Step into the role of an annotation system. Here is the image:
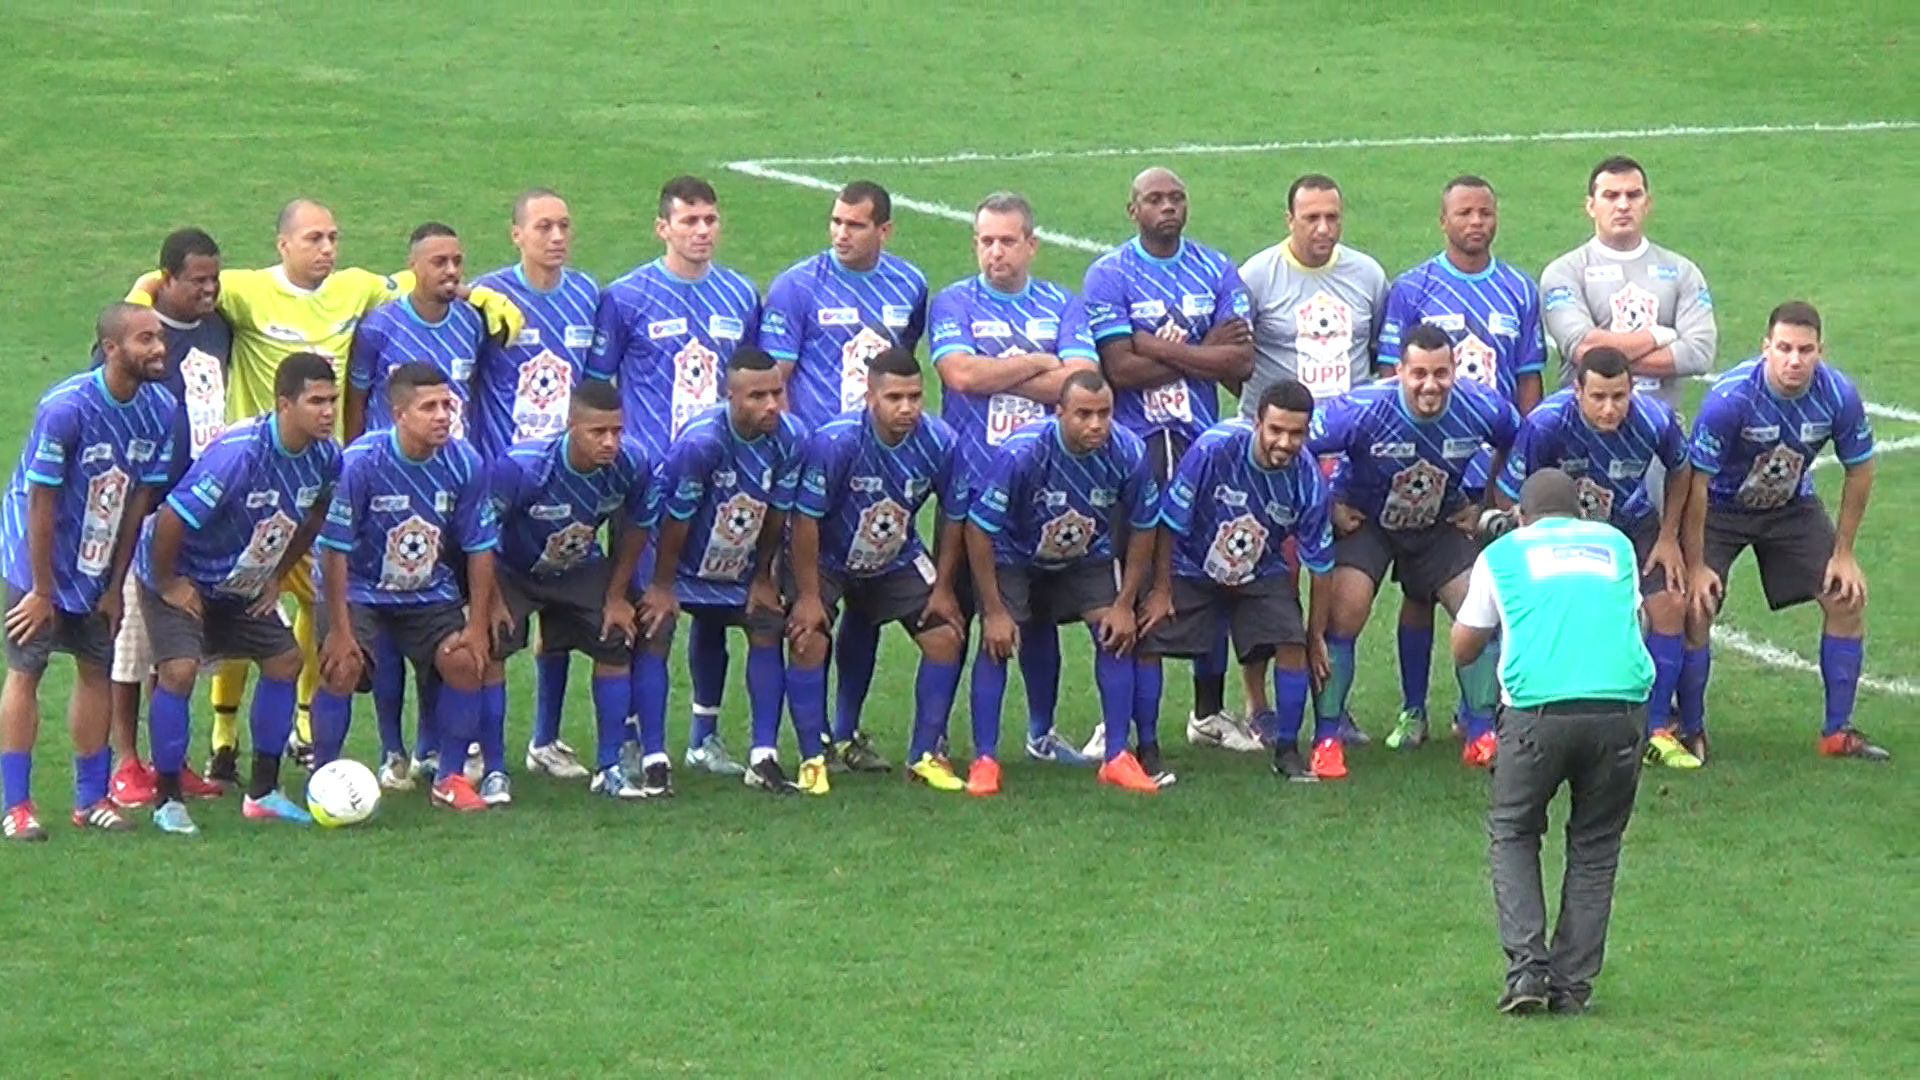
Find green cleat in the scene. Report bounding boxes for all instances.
[1385,708,1429,751]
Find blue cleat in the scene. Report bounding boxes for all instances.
[152,799,199,836]
[1336,714,1372,747]
[243,790,314,824]
[1247,708,1280,749]
[1025,730,1095,766]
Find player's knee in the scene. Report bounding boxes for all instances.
[435,650,481,692]
[155,657,200,694]
[1272,643,1306,670]
[591,660,627,680]
[259,647,302,683]
[1819,591,1866,631]
[918,625,963,666]
[72,659,110,690]
[792,630,828,669]
[1643,590,1685,635]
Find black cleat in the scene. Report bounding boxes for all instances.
[1548,988,1591,1016]
[1136,742,1177,788]
[1272,746,1318,783]
[1680,729,1710,767]
[1497,972,1550,1015]
[639,761,675,799]
[745,757,800,795]
[205,746,240,785]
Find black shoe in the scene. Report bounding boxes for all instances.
[1681,729,1710,766]
[1497,973,1550,1015]
[745,757,799,795]
[639,761,675,799]
[1137,742,1177,788]
[205,746,240,785]
[1548,988,1591,1015]
[1272,746,1318,783]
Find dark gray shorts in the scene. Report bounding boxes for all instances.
[1139,573,1304,662]
[1703,497,1836,611]
[1336,518,1476,603]
[680,602,785,642]
[788,562,940,634]
[316,599,469,672]
[2,582,112,675]
[495,562,631,665]
[139,581,299,665]
[1622,514,1666,597]
[994,560,1120,626]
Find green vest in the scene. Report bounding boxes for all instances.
[1480,516,1654,708]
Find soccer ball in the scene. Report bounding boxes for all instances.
[307,759,381,827]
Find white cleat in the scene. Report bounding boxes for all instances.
[377,751,415,792]
[684,733,748,777]
[526,740,591,780]
[463,743,485,784]
[1187,711,1264,753]
[1080,723,1106,761]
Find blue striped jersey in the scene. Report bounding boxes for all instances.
[1690,358,1873,511]
[759,250,928,427]
[469,265,600,459]
[1161,419,1335,583]
[1378,255,1546,406]
[1307,380,1520,531]
[348,297,486,439]
[660,406,806,606]
[1081,237,1251,444]
[1,370,177,613]
[1496,389,1685,528]
[488,432,659,579]
[968,418,1159,569]
[136,415,340,598]
[586,259,760,459]
[317,430,497,606]
[795,409,964,579]
[90,311,233,494]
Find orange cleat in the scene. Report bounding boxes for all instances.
[1462,731,1498,769]
[1310,737,1348,779]
[966,756,1002,796]
[1097,751,1160,793]
[431,774,489,812]
[110,758,156,809]
[179,766,225,800]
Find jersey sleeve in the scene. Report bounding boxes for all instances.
[661,435,714,521]
[1376,277,1419,366]
[22,397,81,487]
[1538,255,1596,366]
[966,443,1023,535]
[484,455,524,522]
[1121,440,1162,532]
[318,454,364,553]
[1056,293,1099,362]
[933,431,967,521]
[1652,406,1688,470]
[141,400,179,486]
[901,280,929,354]
[1687,391,1739,475]
[347,319,383,391]
[624,448,662,530]
[1158,438,1209,536]
[1305,394,1355,458]
[1496,414,1545,501]
[162,438,241,528]
[1669,261,1718,378]
[1294,466,1336,574]
[1514,275,1548,376]
[345,267,408,315]
[1455,553,1501,630]
[1832,379,1876,466]
[758,273,806,363]
[1210,260,1253,325]
[1487,396,1522,453]
[452,453,499,554]
[1080,260,1131,343]
[927,288,975,362]
[770,440,804,512]
[794,429,844,519]
[584,289,627,383]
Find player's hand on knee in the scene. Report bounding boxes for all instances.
[1687,567,1723,623]
[1096,605,1137,655]
[981,610,1020,662]
[1823,553,1868,610]
[246,580,283,619]
[1138,586,1174,636]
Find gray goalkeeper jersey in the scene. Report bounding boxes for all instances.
[1238,241,1388,418]
[1539,236,1717,411]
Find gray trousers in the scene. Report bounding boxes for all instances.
[1487,701,1645,995]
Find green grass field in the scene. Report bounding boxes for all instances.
[1,3,1915,1076]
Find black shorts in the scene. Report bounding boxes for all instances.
[789,563,941,635]
[1,582,112,675]
[494,563,631,666]
[1144,429,1192,487]
[139,581,299,665]
[1703,497,1836,611]
[993,561,1120,626]
[1335,519,1477,603]
[1623,514,1666,597]
[1140,573,1304,662]
[680,602,786,642]
[316,599,468,673]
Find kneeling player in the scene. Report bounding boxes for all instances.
[639,347,806,794]
[1139,381,1335,782]
[137,353,342,831]
[1684,302,1884,760]
[786,348,967,795]
[967,371,1161,792]
[486,381,657,799]
[311,363,501,811]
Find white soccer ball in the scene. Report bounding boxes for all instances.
[307,759,382,827]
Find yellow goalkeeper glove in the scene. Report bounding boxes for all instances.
[466,284,525,348]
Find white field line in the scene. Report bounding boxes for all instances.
[1714,627,1920,698]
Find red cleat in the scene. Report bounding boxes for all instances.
[110,758,157,809]
[432,774,488,812]
[965,756,1002,796]
[3,802,47,842]
[179,766,226,799]
[1310,737,1348,779]
[1097,751,1160,793]
[1462,731,1498,769]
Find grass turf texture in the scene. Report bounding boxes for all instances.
[0,2,1914,1076]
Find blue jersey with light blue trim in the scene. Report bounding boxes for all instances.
[1689,358,1873,511]
[137,415,340,598]
[1081,237,1251,444]
[1161,420,1334,583]
[759,251,928,427]
[1,371,177,613]
[318,431,497,606]
[488,433,659,579]
[1496,389,1685,528]
[1378,255,1545,407]
[586,259,760,459]
[795,410,964,579]
[660,407,806,605]
[968,418,1159,569]
[469,265,600,459]
[348,297,486,440]
[1307,380,1520,530]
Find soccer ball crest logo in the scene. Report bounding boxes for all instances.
[839,327,891,408]
[1608,283,1660,334]
[384,515,440,579]
[673,339,719,399]
[87,467,129,518]
[248,510,297,563]
[1737,445,1805,509]
[715,493,765,546]
[1036,508,1096,562]
[517,350,573,410]
[1383,459,1447,530]
[182,350,222,397]
[1574,478,1614,521]
[1205,513,1269,585]
[1455,333,1498,389]
[851,498,910,571]
[538,522,598,572]
[1293,290,1354,360]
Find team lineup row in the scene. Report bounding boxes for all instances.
[0,156,1886,839]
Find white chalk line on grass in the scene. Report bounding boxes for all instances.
[1714,628,1920,698]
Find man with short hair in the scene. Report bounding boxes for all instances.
[967,371,1162,793]
[1684,301,1884,761]
[929,190,1101,765]
[761,181,929,773]
[137,352,343,832]
[787,347,967,795]
[1,304,177,840]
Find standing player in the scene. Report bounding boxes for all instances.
[1139,381,1336,782]
[787,348,967,795]
[589,175,761,778]
[928,191,1101,764]
[485,381,657,799]
[1376,175,1547,751]
[638,347,805,794]
[760,181,929,772]
[1082,166,1256,757]
[967,372,1162,792]
[310,363,501,811]
[1,304,176,840]
[472,189,602,781]
[1683,302,1884,761]
[136,353,342,832]
[1304,325,1519,777]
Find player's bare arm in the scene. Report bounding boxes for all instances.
[602,523,647,642]
[100,487,154,637]
[1096,335,1185,390]
[639,517,688,639]
[934,350,1061,396]
[1828,458,1873,606]
[1649,461,1692,594]
[787,513,829,642]
[317,548,362,688]
[4,485,60,645]
[1306,571,1333,689]
[460,549,503,665]
[747,509,785,618]
[1099,524,1155,654]
[1682,470,1720,620]
[1516,372,1544,415]
[1128,318,1255,381]
[146,505,204,620]
[965,522,1017,661]
[1138,525,1175,635]
[921,516,965,631]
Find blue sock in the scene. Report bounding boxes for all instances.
[688,617,728,745]
[590,673,630,771]
[533,652,569,747]
[1133,657,1164,750]
[149,685,192,775]
[1274,665,1311,748]
[1017,623,1061,741]
[479,681,508,774]
[2,751,31,811]
[628,651,669,759]
[909,659,962,762]
[832,610,880,742]
[1095,647,1136,761]
[436,686,481,777]
[1678,644,1711,736]
[75,748,111,809]
[309,688,353,767]
[1645,633,1685,736]
[1397,624,1433,715]
[970,653,1008,761]
[414,667,441,761]
[1819,635,1864,736]
[249,676,297,766]
[371,632,407,756]
[787,665,829,761]
[745,643,785,753]
[1312,633,1358,741]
